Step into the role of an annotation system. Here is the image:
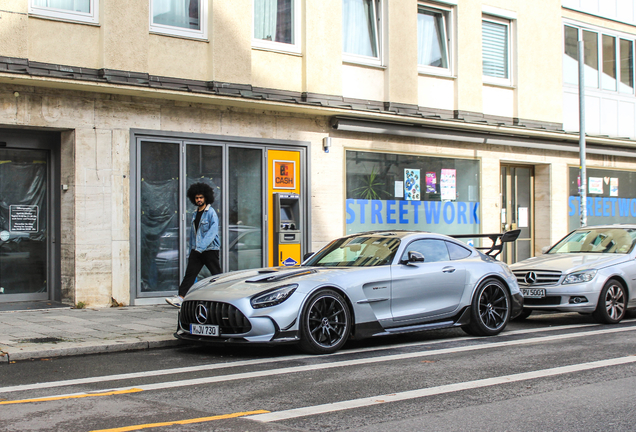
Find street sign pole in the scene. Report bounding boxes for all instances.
[578,39,587,228]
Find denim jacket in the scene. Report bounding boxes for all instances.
[189,204,220,253]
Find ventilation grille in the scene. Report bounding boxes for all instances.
[180,301,251,335]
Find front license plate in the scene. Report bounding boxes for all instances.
[521,288,546,298]
[190,324,220,336]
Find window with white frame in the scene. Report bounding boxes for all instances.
[253,0,301,53]
[482,16,511,84]
[150,0,207,40]
[29,0,98,24]
[342,0,382,65]
[417,3,451,74]
[563,24,635,95]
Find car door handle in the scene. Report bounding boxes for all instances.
[442,266,456,273]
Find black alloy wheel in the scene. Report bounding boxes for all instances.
[593,279,627,324]
[463,278,510,336]
[299,289,351,354]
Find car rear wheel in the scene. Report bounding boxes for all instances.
[593,279,626,324]
[299,289,351,354]
[462,278,510,336]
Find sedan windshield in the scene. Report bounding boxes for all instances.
[549,227,636,254]
[304,236,401,267]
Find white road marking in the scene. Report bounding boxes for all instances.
[0,320,605,394]
[3,324,636,401]
[246,355,636,423]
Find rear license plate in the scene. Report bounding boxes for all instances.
[190,324,219,336]
[521,288,546,298]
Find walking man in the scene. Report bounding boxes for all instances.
[165,182,221,308]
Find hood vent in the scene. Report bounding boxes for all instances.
[246,268,317,283]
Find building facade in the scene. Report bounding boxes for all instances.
[1,0,636,307]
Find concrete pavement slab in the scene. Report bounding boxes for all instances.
[0,305,183,362]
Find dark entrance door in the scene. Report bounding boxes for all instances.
[500,165,534,264]
[0,131,59,303]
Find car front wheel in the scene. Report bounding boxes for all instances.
[463,278,510,336]
[593,279,626,324]
[299,289,351,354]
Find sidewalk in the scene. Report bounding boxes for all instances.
[0,304,183,363]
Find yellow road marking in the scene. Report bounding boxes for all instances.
[90,410,270,432]
[0,388,144,405]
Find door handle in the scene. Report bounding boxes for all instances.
[442,266,456,273]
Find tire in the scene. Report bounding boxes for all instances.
[513,308,533,321]
[593,279,627,324]
[299,289,351,354]
[462,278,511,336]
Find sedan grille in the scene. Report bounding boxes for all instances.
[180,300,252,334]
[513,270,562,287]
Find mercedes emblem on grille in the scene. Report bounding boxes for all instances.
[195,304,208,324]
[524,271,537,285]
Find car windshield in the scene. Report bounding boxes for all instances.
[549,227,636,254]
[304,236,401,267]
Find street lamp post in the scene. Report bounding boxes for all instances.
[578,38,587,228]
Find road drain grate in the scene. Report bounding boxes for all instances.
[19,337,66,344]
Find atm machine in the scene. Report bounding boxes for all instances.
[273,192,303,266]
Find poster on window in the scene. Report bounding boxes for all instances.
[440,169,457,200]
[404,169,420,200]
[425,172,437,193]
[610,178,619,197]
[588,177,603,194]
[9,205,39,232]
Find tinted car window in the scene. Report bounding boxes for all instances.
[401,239,450,263]
[446,241,472,260]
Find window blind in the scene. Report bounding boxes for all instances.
[482,20,508,78]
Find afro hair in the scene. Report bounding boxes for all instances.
[187,182,215,206]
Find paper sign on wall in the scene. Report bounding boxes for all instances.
[588,177,603,194]
[425,172,437,193]
[610,178,619,197]
[404,169,420,200]
[440,169,457,200]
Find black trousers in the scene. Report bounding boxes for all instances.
[178,249,221,297]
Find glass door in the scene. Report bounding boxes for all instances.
[500,165,534,264]
[0,148,49,300]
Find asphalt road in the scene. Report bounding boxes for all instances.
[2,312,636,432]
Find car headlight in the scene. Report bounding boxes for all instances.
[563,270,597,285]
[251,284,298,309]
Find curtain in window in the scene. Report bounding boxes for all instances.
[482,20,508,78]
[417,10,447,68]
[254,0,293,44]
[342,0,378,58]
[152,0,200,30]
[33,0,90,12]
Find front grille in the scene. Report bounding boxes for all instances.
[180,300,252,335]
[523,296,562,306]
[514,270,562,286]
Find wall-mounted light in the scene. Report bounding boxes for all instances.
[322,136,332,153]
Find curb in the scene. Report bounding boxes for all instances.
[0,338,184,363]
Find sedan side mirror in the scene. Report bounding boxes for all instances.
[399,251,425,265]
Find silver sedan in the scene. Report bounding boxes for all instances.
[176,231,523,354]
[510,225,636,323]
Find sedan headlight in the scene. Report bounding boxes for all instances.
[563,270,597,285]
[251,284,298,309]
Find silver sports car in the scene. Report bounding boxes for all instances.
[510,225,636,323]
[176,231,523,354]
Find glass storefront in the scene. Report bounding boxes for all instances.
[136,137,270,298]
[346,150,481,236]
[568,166,636,230]
[0,148,49,299]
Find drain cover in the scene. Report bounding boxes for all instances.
[20,337,65,344]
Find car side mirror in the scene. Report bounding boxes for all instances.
[400,251,425,265]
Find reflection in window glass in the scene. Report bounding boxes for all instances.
[482,19,509,79]
[254,0,294,44]
[602,35,617,90]
[417,8,448,69]
[563,26,579,85]
[583,30,599,88]
[32,0,90,12]
[140,142,180,292]
[342,0,379,58]
[620,38,634,93]
[152,0,200,30]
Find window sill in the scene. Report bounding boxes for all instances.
[418,69,456,80]
[149,30,208,42]
[251,43,302,57]
[28,13,99,26]
[482,79,515,90]
[342,60,386,70]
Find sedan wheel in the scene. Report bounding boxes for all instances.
[299,289,351,354]
[593,279,626,324]
[463,278,510,336]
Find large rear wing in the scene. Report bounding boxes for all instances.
[451,229,521,258]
